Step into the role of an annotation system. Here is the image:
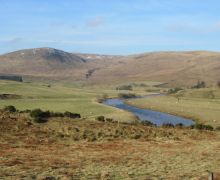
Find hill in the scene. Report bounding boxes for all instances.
[0,48,220,86]
[0,48,87,80]
[87,51,220,86]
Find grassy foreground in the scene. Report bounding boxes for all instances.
[127,88,220,127]
[0,110,220,179]
[0,80,137,123]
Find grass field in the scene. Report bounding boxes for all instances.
[1,81,220,179]
[127,88,220,127]
[0,80,139,123]
[0,109,220,179]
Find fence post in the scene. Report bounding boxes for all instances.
[208,171,214,180]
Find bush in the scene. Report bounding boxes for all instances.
[167,87,183,94]
[64,111,81,118]
[30,109,81,123]
[50,112,64,117]
[192,81,206,89]
[215,126,220,131]
[30,109,50,123]
[162,123,175,128]
[191,123,214,131]
[106,118,113,122]
[96,116,105,122]
[118,93,137,99]
[3,105,17,112]
[175,123,184,128]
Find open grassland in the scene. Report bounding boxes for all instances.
[0,110,220,179]
[127,88,220,127]
[0,80,139,123]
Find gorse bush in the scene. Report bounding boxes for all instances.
[118,93,137,99]
[96,116,105,122]
[191,123,214,131]
[30,109,81,123]
[3,105,17,112]
[192,80,206,89]
[64,111,81,118]
[167,87,183,94]
[30,109,50,123]
[162,123,175,128]
[175,123,184,128]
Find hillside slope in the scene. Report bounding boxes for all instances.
[0,48,87,80]
[0,48,220,85]
[87,51,220,86]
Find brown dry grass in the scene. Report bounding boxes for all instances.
[0,110,220,179]
[1,49,220,86]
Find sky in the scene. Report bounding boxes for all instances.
[0,0,220,55]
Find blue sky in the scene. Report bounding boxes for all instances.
[0,0,220,55]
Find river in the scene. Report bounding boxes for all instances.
[103,95,195,126]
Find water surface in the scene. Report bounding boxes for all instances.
[103,96,195,126]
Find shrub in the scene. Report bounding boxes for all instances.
[175,123,184,128]
[50,112,64,117]
[106,118,113,122]
[30,109,81,123]
[162,123,175,128]
[64,111,81,118]
[30,109,50,123]
[192,81,206,89]
[215,126,220,131]
[118,93,137,99]
[3,105,17,112]
[167,87,183,94]
[191,123,214,131]
[96,116,105,122]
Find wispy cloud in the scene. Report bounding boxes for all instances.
[86,16,105,28]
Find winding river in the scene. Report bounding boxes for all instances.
[103,94,195,127]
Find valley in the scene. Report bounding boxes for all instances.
[0,48,220,179]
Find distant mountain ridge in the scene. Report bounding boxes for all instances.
[0,47,219,86]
